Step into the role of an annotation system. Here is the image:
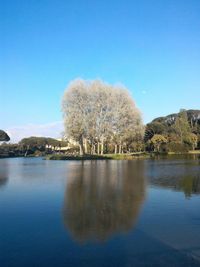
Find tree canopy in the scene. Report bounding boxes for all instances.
[0,130,10,142]
[145,109,200,152]
[62,79,143,155]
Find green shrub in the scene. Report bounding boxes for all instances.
[166,142,190,153]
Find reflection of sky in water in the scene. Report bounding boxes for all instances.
[0,157,200,266]
[140,187,200,262]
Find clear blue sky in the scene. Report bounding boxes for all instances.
[1,0,200,138]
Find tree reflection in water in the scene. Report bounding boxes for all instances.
[0,161,8,188]
[63,161,145,243]
[148,158,200,198]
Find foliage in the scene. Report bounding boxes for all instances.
[150,134,167,152]
[187,133,198,150]
[145,109,200,152]
[0,143,22,157]
[19,136,65,148]
[173,110,191,144]
[0,130,10,142]
[166,142,190,153]
[1,102,200,157]
[62,79,143,155]
[144,122,166,141]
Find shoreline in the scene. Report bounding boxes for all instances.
[45,153,150,161]
[45,151,200,160]
[0,150,200,160]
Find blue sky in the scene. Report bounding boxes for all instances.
[1,0,200,141]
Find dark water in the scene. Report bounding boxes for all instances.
[0,156,200,267]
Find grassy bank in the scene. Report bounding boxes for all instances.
[1,151,199,160]
[189,150,200,154]
[46,152,150,160]
[167,150,200,155]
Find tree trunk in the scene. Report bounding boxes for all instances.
[97,142,100,154]
[25,145,30,157]
[101,140,104,155]
[79,145,83,155]
[79,137,85,156]
[157,144,160,152]
[84,138,87,154]
[192,143,195,150]
[180,132,183,144]
[92,144,96,154]
[119,144,122,154]
[90,144,93,154]
[114,144,117,154]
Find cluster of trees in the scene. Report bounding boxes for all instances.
[1,80,200,157]
[62,79,200,155]
[62,79,144,155]
[0,137,68,157]
[145,109,200,152]
[19,137,69,156]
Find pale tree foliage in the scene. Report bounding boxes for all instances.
[62,79,143,155]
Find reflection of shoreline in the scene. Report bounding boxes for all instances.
[148,159,200,198]
[63,161,146,243]
[0,160,9,188]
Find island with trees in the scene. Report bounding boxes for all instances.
[0,79,200,159]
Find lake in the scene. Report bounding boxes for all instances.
[0,156,200,267]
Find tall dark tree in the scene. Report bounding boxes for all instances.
[0,130,10,142]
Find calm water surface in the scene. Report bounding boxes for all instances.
[0,156,200,267]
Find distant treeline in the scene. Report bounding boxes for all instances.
[1,109,200,157]
[0,137,68,158]
[1,79,200,157]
